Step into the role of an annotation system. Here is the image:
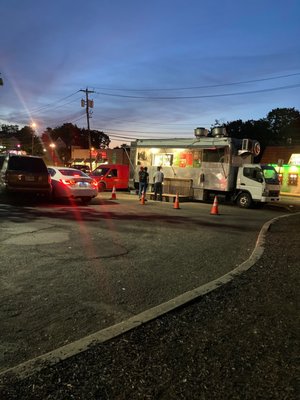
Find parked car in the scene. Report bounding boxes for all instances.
[90,164,129,191]
[0,154,52,199]
[0,154,5,170]
[71,164,91,174]
[48,166,98,204]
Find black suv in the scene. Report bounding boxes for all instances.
[0,154,52,198]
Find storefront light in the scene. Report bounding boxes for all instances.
[289,154,300,165]
[289,165,298,173]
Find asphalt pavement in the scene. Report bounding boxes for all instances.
[0,198,299,400]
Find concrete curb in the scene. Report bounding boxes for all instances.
[1,213,297,380]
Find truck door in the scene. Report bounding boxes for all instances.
[105,168,118,189]
[238,166,264,200]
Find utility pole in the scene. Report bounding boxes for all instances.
[31,122,37,155]
[80,88,94,171]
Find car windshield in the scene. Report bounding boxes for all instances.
[8,156,47,172]
[261,165,280,184]
[91,168,109,176]
[58,169,87,177]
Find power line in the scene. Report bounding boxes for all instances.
[102,127,192,135]
[96,115,209,126]
[4,92,82,120]
[107,132,193,142]
[35,96,82,115]
[25,91,81,114]
[95,83,300,100]
[44,111,86,127]
[91,72,300,92]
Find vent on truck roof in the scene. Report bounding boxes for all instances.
[242,138,251,151]
[211,126,227,137]
[194,127,208,138]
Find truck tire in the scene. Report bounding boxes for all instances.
[237,192,252,208]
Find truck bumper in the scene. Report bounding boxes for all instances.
[260,196,280,203]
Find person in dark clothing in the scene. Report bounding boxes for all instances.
[140,167,149,198]
[138,166,144,198]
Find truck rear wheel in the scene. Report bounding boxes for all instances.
[237,192,252,208]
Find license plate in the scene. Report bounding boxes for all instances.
[25,176,35,181]
[78,182,89,187]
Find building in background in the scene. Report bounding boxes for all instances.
[70,147,130,170]
[260,145,300,195]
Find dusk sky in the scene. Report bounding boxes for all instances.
[1,0,300,147]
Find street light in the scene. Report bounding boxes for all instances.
[31,122,36,155]
[49,143,56,164]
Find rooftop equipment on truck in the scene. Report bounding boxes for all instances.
[129,126,280,208]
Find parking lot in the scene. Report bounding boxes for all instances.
[0,192,293,372]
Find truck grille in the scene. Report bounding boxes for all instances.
[269,190,280,197]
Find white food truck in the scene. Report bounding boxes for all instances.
[129,127,280,208]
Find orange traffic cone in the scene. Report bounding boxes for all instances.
[210,196,219,215]
[140,191,146,205]
[110,185,117,200]
[173,193,180,209]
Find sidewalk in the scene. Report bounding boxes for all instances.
[0,213,299,400]
[280,192,300,197]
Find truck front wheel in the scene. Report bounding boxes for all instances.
[237,192,252,208]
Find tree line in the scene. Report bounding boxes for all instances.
[0,108,299,161]
[0,123,110,160]
[224,107,300,149]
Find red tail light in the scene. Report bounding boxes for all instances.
[91,179,98,188]
[60,179,76,186]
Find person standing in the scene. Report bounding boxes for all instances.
[153,166,164,201]
[138,166,144,198]
[140,166,149,198]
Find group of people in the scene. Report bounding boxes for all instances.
[138,166,164,201]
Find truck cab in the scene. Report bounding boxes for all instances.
[235,164,280,208]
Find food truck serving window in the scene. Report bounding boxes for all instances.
[153,153,173,166]
[203,148,225,162]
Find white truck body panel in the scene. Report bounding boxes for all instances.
[129,136,280,205]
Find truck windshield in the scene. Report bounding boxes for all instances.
[261,166,280,184]
[92,168,110,176]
